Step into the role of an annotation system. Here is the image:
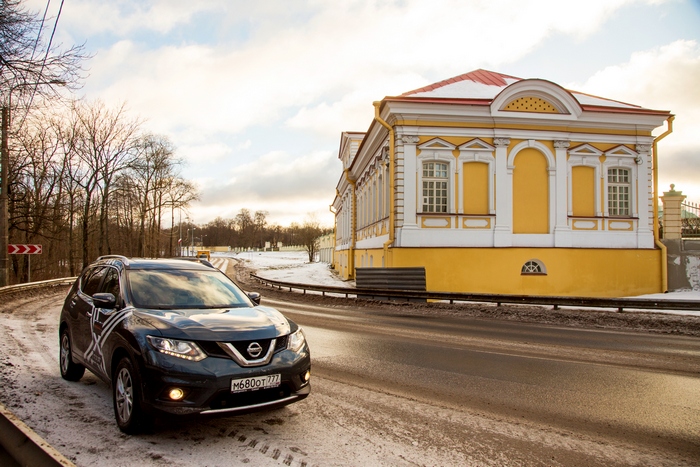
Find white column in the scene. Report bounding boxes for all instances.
[636,143,654,247]
[493,137,511,246]
[401,135,419,229]
[553,140,572,247]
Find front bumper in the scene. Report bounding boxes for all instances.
[140,346,311,416]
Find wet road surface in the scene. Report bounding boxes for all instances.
[268,297,700,461]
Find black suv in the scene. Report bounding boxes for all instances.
[59,255,311,433]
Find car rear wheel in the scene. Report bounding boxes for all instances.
[113,357,148,434]
[59,328,85,381]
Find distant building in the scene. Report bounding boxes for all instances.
[331,70,673,297]
[317,232,335,264]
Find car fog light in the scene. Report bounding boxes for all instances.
[301,369,311,383]
[169,388,185,400]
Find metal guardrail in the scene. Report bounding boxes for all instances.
[0,403,76,467]
[0,277,76,296]
[250,273,700,312]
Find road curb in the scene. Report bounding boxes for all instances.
[0,402,76,467]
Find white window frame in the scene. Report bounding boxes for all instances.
[417,139,455,215]
[602,146,638,218]
[607,167,632,217]
[421,160,450,213]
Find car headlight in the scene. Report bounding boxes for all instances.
[287,328,306,353]
[147,336,207,362]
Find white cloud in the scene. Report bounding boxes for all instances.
[569,39,700,201]
[28,0,696,223]
[53,0,223,36]
[75,0,667,146]
[191,149,341,224]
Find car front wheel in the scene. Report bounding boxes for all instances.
[59,328,85,381]
[113,357,148,434]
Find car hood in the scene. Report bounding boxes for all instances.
[134,305,292,341]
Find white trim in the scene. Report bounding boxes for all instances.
[567,155,602,217]
[417,138,456,214]
[491,79,583,120]
[603,155,638,218]
[457,139,495,215]
[508,140,556,234]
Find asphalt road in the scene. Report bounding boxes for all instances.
[268,296,700,463]
[0,285,698,466]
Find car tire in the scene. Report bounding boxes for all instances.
[59,328,85,381]
[113,357,148,434]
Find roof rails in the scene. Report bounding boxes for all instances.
[97,255,130,265]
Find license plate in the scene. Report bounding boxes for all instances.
[231,374,281,393]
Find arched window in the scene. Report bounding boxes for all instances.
[521,259,546,275]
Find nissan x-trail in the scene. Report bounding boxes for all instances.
[59,255,311,433]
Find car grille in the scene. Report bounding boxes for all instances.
[197,335,289,360]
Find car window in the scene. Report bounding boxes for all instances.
[127,269,251,309]
[101,267,121,299]
[81,267,107,297]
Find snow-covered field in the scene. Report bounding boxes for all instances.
[221,250,700,317]
[225,250,353,288]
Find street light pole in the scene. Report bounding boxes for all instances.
[0,106,9,286]
[0,80,66,286]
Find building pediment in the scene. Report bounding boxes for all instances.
[491,79,582,120]
[418,138,456,151]
[569,143,603,157]
[458,139,495,152]
[605,145,637,158]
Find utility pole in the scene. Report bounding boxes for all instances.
[0,106,9,287]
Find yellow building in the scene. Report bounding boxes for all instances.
[331,70,673,297]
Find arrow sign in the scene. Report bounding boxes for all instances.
[8,244,42,255]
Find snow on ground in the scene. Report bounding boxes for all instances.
[224,250,353,288]
[218,250,700,317]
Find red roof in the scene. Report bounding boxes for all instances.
[401,69,521,96]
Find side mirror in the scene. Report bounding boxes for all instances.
[247,292,261,306]
[92,292,117,309]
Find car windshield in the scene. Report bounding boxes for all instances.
[127,269,251,309]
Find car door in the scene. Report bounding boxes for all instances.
[85,266,122,377]
[70,266,108,360]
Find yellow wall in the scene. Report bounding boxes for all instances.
[512,148,549,233]
[572,166,596,216]
[335,246,662,297]
[463,162,489,214]
[391,247,663,297]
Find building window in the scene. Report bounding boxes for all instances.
[521,259,546,275]
[608,168,630,216]
[422,162,448,213]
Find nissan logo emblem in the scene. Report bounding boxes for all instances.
[247,342,263,358]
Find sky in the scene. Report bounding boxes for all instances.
[26,0,700,227]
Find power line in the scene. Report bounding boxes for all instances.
[16,0,64,130]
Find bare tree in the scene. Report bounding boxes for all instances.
[1,0,87,102]
[128,134,196,257]
[235,209,255,249]
[68,99,141,266]
[299,214,323,262]
[165,178,197,256]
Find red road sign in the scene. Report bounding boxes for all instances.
[8,244,42,254]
